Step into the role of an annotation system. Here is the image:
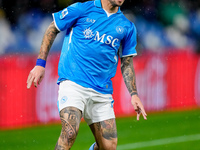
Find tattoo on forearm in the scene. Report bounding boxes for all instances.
[100,119,117,140]
[38,21,59,60]
[55,107,82,149]
[121,56,138,96]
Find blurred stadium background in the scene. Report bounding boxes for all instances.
[0,0,200,149]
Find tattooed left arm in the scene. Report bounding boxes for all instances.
[121,56,147,120]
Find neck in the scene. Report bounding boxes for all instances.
[101,0,119,13]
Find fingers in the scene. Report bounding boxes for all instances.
[140,106,147,120]
[137,113,141,121]
[38,75,44,85]
[136,109,147,121]
[27,73,35,89]
[27,73,40,88]
[33,76,39,87]
[141,110,147,120]
[27,66,45,89]
[27,72,32,84]
[137,107,147,121]
[133,103,147,121]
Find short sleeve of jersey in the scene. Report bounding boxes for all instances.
[52,2,82,31]
[121,23,137,57]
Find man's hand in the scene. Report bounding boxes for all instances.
[131,95,147,121]
[27,66,45,89]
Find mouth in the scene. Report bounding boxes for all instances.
[117,0,123,4]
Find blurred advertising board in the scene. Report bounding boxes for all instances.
[0,51,199,128]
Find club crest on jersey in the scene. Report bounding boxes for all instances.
[116,26,124,34]
[60,8,68,19]
[83,27,94,39]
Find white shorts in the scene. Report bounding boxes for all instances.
[57,80,115,125]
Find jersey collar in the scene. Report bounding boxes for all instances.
[94,0,121,14]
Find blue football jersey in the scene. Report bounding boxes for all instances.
[53,0,137,94]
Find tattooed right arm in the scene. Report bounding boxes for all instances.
[38,21,60,60]
[26,22,59,89]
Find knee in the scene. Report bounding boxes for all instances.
[97,138,117,150]
[108,139,117,150]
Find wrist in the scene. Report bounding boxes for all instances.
[36,59,46,68]
[131,92,138,97]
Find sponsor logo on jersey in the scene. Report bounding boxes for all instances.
[83,28,120,47]
[94,31,119,47]
[83,27,94,39]
[60,8,68,19]
[86,18,96,23]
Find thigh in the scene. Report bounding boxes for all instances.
[89,118,117,150]
[83,93,115,125]
[57,80,88,113]
[59,107,82,147]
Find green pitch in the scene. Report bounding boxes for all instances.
[0,109,200,150]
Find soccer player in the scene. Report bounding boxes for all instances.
[27,0,147,149]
